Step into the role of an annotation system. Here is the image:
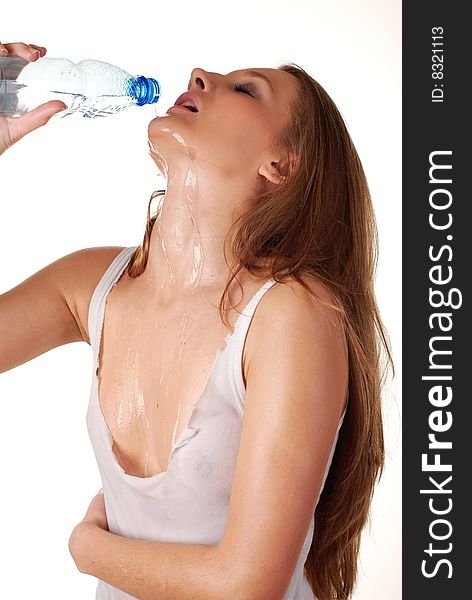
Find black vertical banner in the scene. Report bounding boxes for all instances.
[403,1,470,598]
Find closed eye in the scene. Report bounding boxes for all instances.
[234,83,254,97]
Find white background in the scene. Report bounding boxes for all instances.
[0,1,401,598]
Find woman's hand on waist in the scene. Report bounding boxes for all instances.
[68,488,109,573]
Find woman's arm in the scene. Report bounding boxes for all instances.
[0,251,84,373]
[70,276,348,600]
[0,246,126,373]
[70,520,225,600]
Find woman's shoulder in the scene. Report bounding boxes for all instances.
[242,272,347,382]
[242,270,348,415]
[262,271,343,329]
[63,246,128,345]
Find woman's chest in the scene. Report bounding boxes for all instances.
[96,294,235,478]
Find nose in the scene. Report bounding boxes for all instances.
[188,68,212,92]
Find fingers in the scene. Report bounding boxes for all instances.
[0,42,47,61]
[12,100,68,142]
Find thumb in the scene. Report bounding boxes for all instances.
[14,100,68,142]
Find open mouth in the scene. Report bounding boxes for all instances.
[178,102,198,113]
[173,93,200,113]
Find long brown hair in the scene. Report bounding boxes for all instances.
[126,63,394,600]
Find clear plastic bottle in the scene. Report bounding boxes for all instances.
[0,55,161,118]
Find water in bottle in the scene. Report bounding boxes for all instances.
[0,55,161,118]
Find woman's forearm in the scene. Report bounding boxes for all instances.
[70,522,231,600]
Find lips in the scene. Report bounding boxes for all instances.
[173,92,199,112]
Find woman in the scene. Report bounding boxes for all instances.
[0,42,393,600]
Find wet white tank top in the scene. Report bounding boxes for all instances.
[86,246,346,600]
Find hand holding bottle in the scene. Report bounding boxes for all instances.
[0,42,67,156]
[1,47,160,121]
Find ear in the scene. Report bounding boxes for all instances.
[258,151,298,185]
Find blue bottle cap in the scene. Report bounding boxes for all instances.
[128,76,161,106]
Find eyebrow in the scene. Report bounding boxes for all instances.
[242,70,274,92]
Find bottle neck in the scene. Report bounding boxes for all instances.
[128,76,160,105]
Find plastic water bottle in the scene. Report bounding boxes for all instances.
[0,55,161,118]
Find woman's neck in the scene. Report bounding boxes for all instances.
[141,161,254,300]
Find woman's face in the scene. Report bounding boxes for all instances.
[148,66,299,180]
